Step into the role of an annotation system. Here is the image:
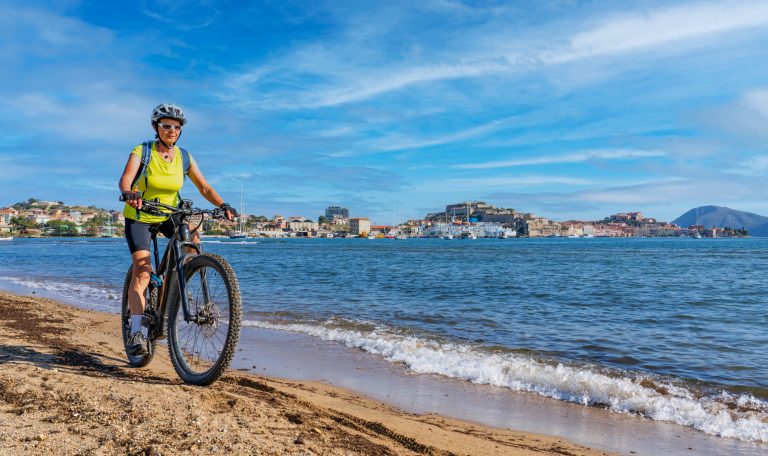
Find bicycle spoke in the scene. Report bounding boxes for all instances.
[173,264,231,374]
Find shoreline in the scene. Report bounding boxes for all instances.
[0,290,611,455]
[0,284,765,455]
[232,325,765,456]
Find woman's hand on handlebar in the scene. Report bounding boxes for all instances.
[121,191,142,210]
[219,202,237,221]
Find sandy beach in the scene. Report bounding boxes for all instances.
[0,290,612,456]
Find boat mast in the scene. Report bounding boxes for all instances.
[240,177,244,233]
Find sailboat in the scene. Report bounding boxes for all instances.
[229,178,247,239]
[692,207,702,239]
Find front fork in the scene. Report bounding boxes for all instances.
[172,223,207,323]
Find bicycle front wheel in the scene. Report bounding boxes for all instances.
[167,253,242,386]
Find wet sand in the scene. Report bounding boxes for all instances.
[231,327,766,456]
[0,291,610,455]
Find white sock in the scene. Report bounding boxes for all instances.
[131,315,143,335]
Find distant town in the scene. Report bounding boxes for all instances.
[0,199,750,239]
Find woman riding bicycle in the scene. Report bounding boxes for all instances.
[118,103,235,357]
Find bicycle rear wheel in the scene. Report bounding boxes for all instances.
[121,265,157,367]
[167,253,242,386]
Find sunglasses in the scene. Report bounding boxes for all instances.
[158,122,182,131]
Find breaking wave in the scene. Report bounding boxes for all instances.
[243,318,768,443]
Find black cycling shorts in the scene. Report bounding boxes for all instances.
[125,218,176,254]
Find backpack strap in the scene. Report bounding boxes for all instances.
[130,141,153,191]
[179,147,191,179]
[176,147,192,207]
[130,141,153,221]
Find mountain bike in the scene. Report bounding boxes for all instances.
[119,197,242,386]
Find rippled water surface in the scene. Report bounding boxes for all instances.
[2,237,767,442]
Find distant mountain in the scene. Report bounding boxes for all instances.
[672,206,768,237]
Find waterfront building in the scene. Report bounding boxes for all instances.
[325,206,349,220]
[525,216,561,237]
[349,218,371,236]
[287,218,319,233]
[272,215,287,229]
[33,214,51,224]
[370,225,390,236]
[426,201,521,227]
[330,215,349,225]
[560,221,586,237]
[593,223,634,237]
[444,201,495,219]
[0,208,19,224]
[635,226,677,237]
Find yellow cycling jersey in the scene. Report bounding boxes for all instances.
[122,142,195,224]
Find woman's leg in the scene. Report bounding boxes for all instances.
[129,250,152,317]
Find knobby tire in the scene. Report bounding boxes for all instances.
[166,253,242,386]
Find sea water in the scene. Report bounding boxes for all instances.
[1,237,767,443]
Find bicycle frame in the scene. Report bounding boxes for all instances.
[149,213,206,327]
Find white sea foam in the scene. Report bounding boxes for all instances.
[243,319,768,443]
[0,275,120,311]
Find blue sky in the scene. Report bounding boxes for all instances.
[2,0,768,224]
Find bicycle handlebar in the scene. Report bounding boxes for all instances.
[119,195,229,220]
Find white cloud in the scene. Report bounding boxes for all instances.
[488,175,766,220]
[224,58,514,110]
[221,1,768,110]
[455,149,666,169]
[307,61,512,108]
[364,117,514,153]
[418,174,594,192]
[544,176,755,206]
[741,88,768,117]
[548,1,768,63]
[8,92,150,142]
[315,126,356,138]
[728,155,768,175]
[687,86,768,143]
[0,6,114,59]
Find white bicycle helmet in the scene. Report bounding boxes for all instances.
[151,103,186,126]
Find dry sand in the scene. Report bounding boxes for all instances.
[0,291,613,456]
